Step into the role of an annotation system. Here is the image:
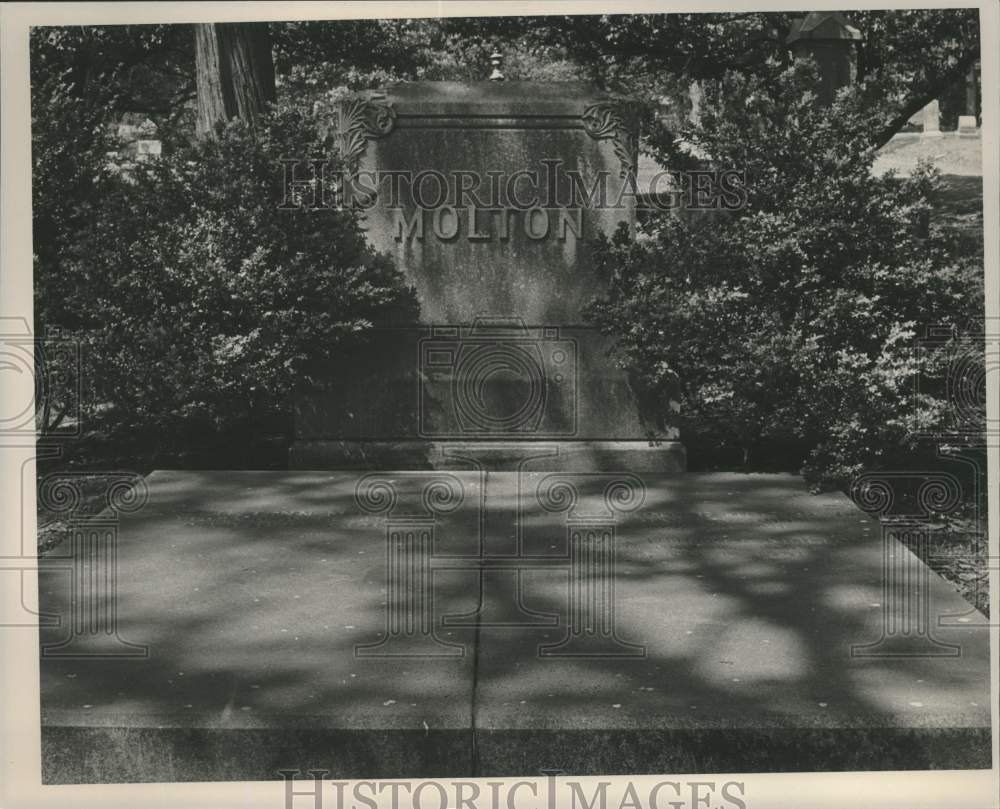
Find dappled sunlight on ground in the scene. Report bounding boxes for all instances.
[38,471,992,779]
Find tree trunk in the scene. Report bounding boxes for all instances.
[194,22,275,138]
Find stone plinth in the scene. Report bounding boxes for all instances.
[958,115,979,137]
[921,99,942,138]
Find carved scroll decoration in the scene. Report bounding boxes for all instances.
[338,95,396,178]
[581,101,639,182]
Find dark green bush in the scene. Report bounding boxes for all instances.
[33,105,418,451]
[587,60,983,488]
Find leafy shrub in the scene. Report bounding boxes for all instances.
[31,54,123,437]
[33,105,418,451]
[587,60,983,488]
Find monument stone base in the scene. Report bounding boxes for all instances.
[288,439,687,472]
[290,325,686,472]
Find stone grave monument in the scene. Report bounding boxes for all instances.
[290,75,686,472]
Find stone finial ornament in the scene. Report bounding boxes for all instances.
[489,50,505,81]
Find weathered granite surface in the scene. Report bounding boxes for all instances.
[291,83,682,469]
[356,83,636,323]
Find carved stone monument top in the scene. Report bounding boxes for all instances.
[344,81,639,323]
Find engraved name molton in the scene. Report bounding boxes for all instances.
[336,96,637,244]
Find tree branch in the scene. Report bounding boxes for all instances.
[870,48,980,150]
[47,401,71,435]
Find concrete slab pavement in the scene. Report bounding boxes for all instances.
[471,473,990,774]
[38,471,991,782]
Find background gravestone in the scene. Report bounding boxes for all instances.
[290,82,686,472]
